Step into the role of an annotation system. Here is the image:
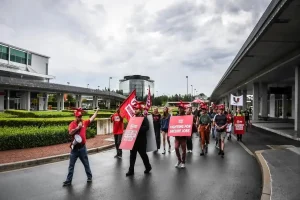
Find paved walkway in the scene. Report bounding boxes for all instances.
[261,147,300,200]
[0,136,261,200]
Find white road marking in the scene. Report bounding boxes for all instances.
[231,135,255,157]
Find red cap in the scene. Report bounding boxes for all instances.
[74,108,83,117]
[133,101,145,110]
[201,104,208,110]
[217,104,225,110]
[177,100,188,108]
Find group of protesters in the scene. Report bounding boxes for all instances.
[62,100,250,185]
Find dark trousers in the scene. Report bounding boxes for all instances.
[66,145,92,182]
[129,143,151,172]
[186,136,193,150]
[154,128,161,150]
[237,134,243,140]
[114,134,122,156]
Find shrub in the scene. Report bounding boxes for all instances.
[0,117,98,129]
[5,110,73,118]
[0,113,18,118]
[0,126,97,150]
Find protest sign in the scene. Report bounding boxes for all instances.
[168,115,193,137]
[234,116,245,134]
[119,117,144,150]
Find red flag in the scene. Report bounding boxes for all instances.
[144,86,151,115]
[119,89,137,121]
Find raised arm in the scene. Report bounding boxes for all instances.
[89,108,99,123]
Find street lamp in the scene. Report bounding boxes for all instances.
[191,84,193,99]
[186,76,188,96]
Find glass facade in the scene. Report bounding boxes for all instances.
[0,45,8,60]
[10,48,27,64]
[119,77,155,100]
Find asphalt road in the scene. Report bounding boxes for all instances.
[0,136,261,200]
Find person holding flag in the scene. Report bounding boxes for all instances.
[111,106,125,158]
[126,101,152,177]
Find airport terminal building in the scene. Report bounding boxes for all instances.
[0,42,54,110]
[210,0,300,140]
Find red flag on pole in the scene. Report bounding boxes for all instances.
[119,89,137,121]
[144,86,151,115]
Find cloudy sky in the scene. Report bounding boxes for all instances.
[0,0,271,96]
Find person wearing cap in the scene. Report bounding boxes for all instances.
[111,107,125,158]
[63,107,99,186]
[198,104,211,156]
[214,105,227,158]
[126,101,152,176]
[235,108,244,141]
[160,106,171,154]
[174,101,188,168]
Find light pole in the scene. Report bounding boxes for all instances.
[194,89,196,96]
[191,84,193,100]
[186,76,188,97]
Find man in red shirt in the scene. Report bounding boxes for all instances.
[63,107,99,186]
[111,107,124,158]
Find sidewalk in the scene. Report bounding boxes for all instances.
[0,135,114,164]
[236,126,300,200]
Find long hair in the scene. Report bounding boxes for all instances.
[163,107,169,118]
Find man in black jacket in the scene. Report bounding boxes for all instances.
[126,101,152,177]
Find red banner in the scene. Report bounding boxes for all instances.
[119,117,144,150]
[144,86,151,115]
[119,89,137,121]
[168,115,193,136]
[234,116,245,134]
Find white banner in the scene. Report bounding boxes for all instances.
[230,94,243,106]
[146,115,157,152]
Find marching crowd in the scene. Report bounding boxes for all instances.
[62,101,251,185]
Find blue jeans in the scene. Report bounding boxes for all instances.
[66,145,92,182]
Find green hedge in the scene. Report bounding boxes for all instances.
[0,117,98,129]
[0,113,18,118]
[0,126,96,150]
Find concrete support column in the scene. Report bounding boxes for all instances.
[6,90,10,110]
[253,83,259,121]
[224,96,229,110]
[0,90,4,111]
[237,90,242,111]
[243,90,247,111]
[294,66,300,134]
[282,94,288,119]
[45,94,48,110]
[106,99,111,109]
[38,97,45,111]
[57,93,64,111]
[260,83,268,117]
[25,91,30,111]
[75,95,82,108]
[269,94,275,117]
[92,96,98,109]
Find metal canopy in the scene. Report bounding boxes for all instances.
[0,76,126,100]
[210,0,300,100]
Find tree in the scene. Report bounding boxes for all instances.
[82,98,87,103]
[48,94,57,102]
[66,94,75,102]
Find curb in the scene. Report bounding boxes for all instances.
[0,144,114,172]
[255,150,272,200]
[252,124,300,141]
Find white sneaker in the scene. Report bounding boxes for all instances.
[175,161,181,168]
[180,163,185,168]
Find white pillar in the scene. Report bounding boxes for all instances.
[45,94,48,110]
[38,97,45,111]
[26,91,30,111]
[0,90,4,111]
[253,83,259,121]
[282,94,288,119]
[57,94,61,111]
[260,83,268,117]
[294,66,300,135]
[106,99,111,109]
[269,94,275,117]
[76,95,82,108]
[92,96,97,109]
[243,90,247,111]
[6,90,10,109]
[56,93,64,111]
